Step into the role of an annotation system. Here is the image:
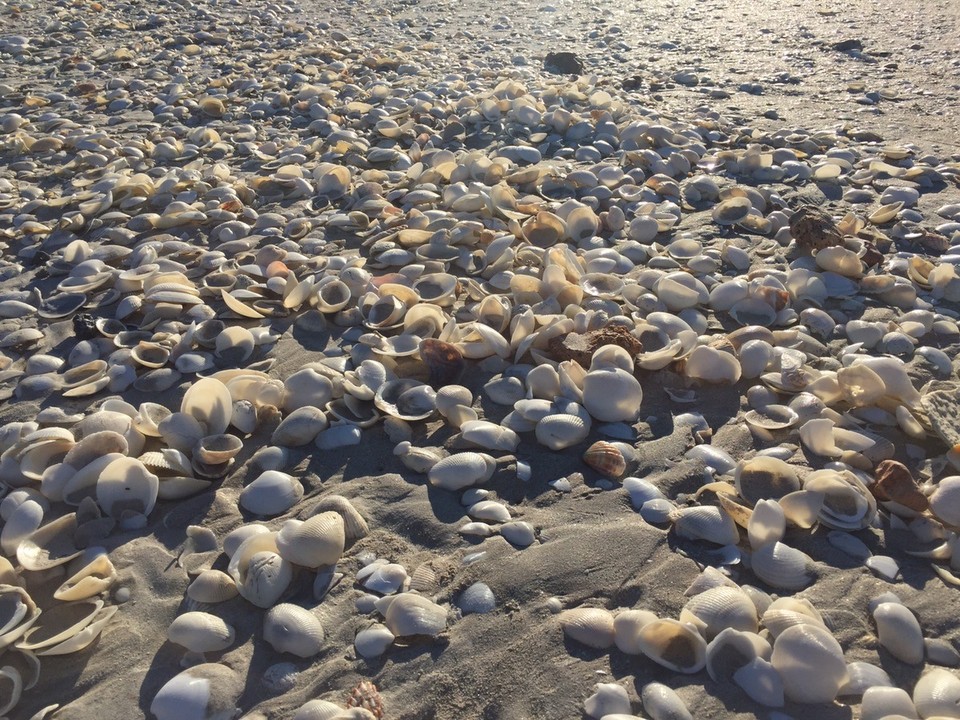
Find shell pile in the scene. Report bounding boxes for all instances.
[1,0,960,715]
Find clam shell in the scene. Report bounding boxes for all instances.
[583,441,626,478]
[706,627,771,683]
[374,379,437,422]
[584,683,631,719]
[227,532,292,609]
[581,368,643,423]
[239,471,304,516]
[96,457,159,520]
[194,434,243,465]
[167,611,235,653]
[770,623,848,704]
[310,495,368,542]
[861,687,916,720]
[613,609,658,655]
[428,452,496,491]
[679,586,758,640]
[913,668,960,719]
[187,570,239,604]
[750,541,816,590]
[382,593,447,638]
[747,499,786,549]
[535,413,590,450]
[559,608,615,649]
[275,512,345,568]
[354,623,395,659]
[17,514,82,570]
[735,456,801,506]
[641,682,693,720]
[0,585,40,649]
[636,618,707,673]
[873,602,923,664]
[181,377,232,435]
[54,552,117,601]
[263,604,325,657]
[150,663,243,720]
[734,657,784,708]
[272,406,329,446]
[17,599,103,651]
[670,506,739,546]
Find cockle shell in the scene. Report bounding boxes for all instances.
[187,570,239,604]
[641,682,693,720]
[679,586,758,640]
[770,624,848,704]
[873,602,924,664]
[167,611,235,654]
[263,604,325,657]
[913,668,960,718]
[613,609,658,655]
[750,541,816,590]
[670,506,739,546]
[581,368,643,422]
[271,406,329,446]
[181,377,232,435]
[559,608,615,649]
[382,593,447,638]
[275,512,345,568]
[636,618,707,673]
[735,456,801,505]
[239,471,304,516]
[428,452,497,490]
[861,687,916,720]
[535,413,590,450]
[583,441,626,478]
[227,532,292,608]
[584,683,631,719]
[310,495,369,542]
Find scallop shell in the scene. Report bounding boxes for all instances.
[679,586,758,640]
[150,663,243,720]
[583,441,626,478]
[275,512,345,568]
[263,603,325,657]
[427,452,497,491]
[310,495,369,542]
[770,624,848,704]
[181,377,232,435]
[873,602,923,665]
[535,413,590,450]
[636,618,707,674]
[167,611,235,653]
[750,541,816,590]
[187,570,239,604]
[559,608,615,649]
[382,593,447,638]
[239,471,304,516]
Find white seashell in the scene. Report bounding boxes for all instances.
[770,624,848,704]
[623,477,668,509]
[613,609,658,655]
[276,512,344,568]
[778,490,824,529]
[750,541,816,590]
[467,500,511,524]
[17,598,104,651]
[679,586,758,640]
[263,604,325,657]
[684,346,741,384]
[735,456,800,505]
[1,499,44,556]
[636,618,707,673]
[435,385,473,417]
[459,521,494,537]
[760,597,826,639]
[484,376,525,406]
[382,593,447,638]
[866,555,900,581]
[839,661,894,697]
[706,628,771,682]
[913,668,960,719]
[239,471,303,516]
[223,524,270,559]
[535,413,590,450]
[641,682,692,720]
[311,495,368,542]
[500,521,535,548]
[584,683,631,719]
[54,552,117,601]
[315,424,362,449]
[458,582,495,615]
[282,369,334,413]
[150,663,242,720]
[873,602,923,664]
[559,608,615,649]
[930,476,960,527]
[16,513,82,570]
[428,452,496,491]
[738,339,774,378]
[293,699,347,720]
[180,377,232,435]
[748,499,786,550]
[734,657,784,707]
[670,506,739,546]
[227,532,292,609]
[861,687,916,720]
[581,368,643,423]
[460,420,519,452]
[360,563,408,595]
[167,611,235,653]
[187,570,239,604]
[272,406,329,446]
[354,624,395,659]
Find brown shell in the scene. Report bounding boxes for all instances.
[871,460,929,512]
[548,325,643,368]
[346,680,384,719]
[789,206,843,253]
[583,441,626,479]
[418,338,464,387]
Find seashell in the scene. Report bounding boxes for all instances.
[310,495,368,542]
[583,441,626,478]
[239,471,304,516]
[0,584,40,649]
[861,687,916,720]
[535,413,590,450]
[735,456,801,506]
[748,499,786,549]
[187,570,239,604]
[17,598,103,651]
[95,457,159,521]
[913,668,960,719]
[679,586,758,640]
[467,500,510,524]
[263,604,325,657]
[584,683,631,719]
[374,379,437,421]
[803,468,877,531]
[315,424,362,449]
[354,624,395,659]
[713,196,753,225]
[435,385,473,417]
[751,541,816,591]
[181,377,232,435]
[636,618,707,674]
[276,513,344,568]
[418,338,465,387]
[283,369,334,412]
[460,420,519,452]
[500,521,536,548]
[839,661,894,697]
[458,582,496,615]
[428,452,497,491]
[1,499,44,556]
[559,608,615,649]
[670,506,739,546]
[167,611,235,654]
[382,593,447,638]
[227,532,292,608]
[866,555,900,581]
[150,663,243,720]
[193,434,243,465]
[159,412,206,453]
[706,627,771,683]
[54,552,117,601]
[743,404,799,431]
[272,406,329,446]
[760,597,826,639]
[17,514,82,570]
[734,657,784,708]
[873,602,923,664]
[684,346,741,384]
[641,682,692,720]
[360,562,408,595]
[613,609,659,655]
[929,476,960,527]
[770,623,848,704]
[580,368,643,423]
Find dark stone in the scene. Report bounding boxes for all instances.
[832,39,864,52]
[544,52,584,75]
[73,312,98,341]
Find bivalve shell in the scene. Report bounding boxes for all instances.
[263,604,325,657]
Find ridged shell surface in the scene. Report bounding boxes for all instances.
[770,624,848,704]
[167,611,235,653]
[559,608,616,649]
[276,512,345,568]
[263,603,325,657]
[636,618,707,673]
[383,593,447,638]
